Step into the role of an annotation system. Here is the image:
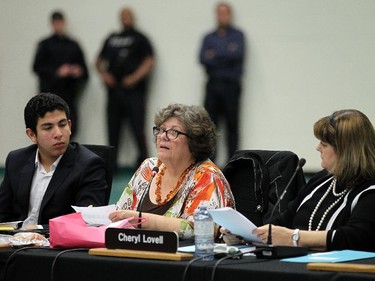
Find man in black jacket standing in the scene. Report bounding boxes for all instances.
[33,11,89,138]
[96,7,154,170]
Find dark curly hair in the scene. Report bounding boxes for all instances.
[24,93,70,134]
[154,104,216,162]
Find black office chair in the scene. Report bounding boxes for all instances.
[83,144,116,205]
[222,150,306,226]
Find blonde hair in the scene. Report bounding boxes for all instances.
[314,109,375,187]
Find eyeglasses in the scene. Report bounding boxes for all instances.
[153,126,189,140]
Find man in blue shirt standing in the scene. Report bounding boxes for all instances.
[199,3,245,163]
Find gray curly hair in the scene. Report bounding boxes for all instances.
[154,103,216,162]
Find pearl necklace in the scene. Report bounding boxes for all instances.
[308,178,349,231]
[155,163,195,205]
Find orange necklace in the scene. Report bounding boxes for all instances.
[155,163,195,205]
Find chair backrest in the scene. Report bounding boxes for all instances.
[83,144,116,205]
[222,150,306,226]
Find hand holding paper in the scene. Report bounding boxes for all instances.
[208,207,263,244]
[72,205,116,225]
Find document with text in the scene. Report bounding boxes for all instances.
[72,204,116,225]
[208,207,263,244]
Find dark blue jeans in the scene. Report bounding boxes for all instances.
[204,78,241,162]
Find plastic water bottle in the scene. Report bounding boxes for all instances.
[194,205,214,260]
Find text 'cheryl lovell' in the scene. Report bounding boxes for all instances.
[118,233,164,245]
[105,228,178,253]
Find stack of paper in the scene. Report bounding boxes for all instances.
[0,221,23,231]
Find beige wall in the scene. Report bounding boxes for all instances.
[1,0,375,171]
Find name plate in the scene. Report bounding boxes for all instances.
[105,228,179,253]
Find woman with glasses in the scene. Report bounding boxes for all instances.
[222,109,375,251]
[110,103,235,239]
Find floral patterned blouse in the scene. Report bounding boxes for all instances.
[116,157,235,239]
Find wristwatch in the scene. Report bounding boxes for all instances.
[292,229,300,247]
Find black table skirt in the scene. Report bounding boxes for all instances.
[1,248,375,281]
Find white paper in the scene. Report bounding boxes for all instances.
[208,207,263,244]
[72,204,116,225]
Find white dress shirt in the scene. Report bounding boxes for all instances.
[22,150,62,228]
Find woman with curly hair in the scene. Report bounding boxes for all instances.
[110,103,235,240]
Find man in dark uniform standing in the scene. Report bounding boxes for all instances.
[96,7,154,169]
[33,11,89,138]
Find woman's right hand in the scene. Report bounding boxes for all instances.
[220,227,244,246]
[109,210,138,222]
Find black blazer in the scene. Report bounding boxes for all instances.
[0,142,107,225]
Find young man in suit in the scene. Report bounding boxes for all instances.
[0,93,107,229]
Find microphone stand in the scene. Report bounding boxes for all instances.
[137,166,159,229]
[255,158,308,259]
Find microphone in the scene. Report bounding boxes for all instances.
[267,158,306,244]
[137,166,159,229]
[255,158,308,259]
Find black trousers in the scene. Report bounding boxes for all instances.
[106,87,148,168]
[58,92,78,138]
[204,79,241,162]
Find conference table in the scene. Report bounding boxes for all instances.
[1,245,375,281]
